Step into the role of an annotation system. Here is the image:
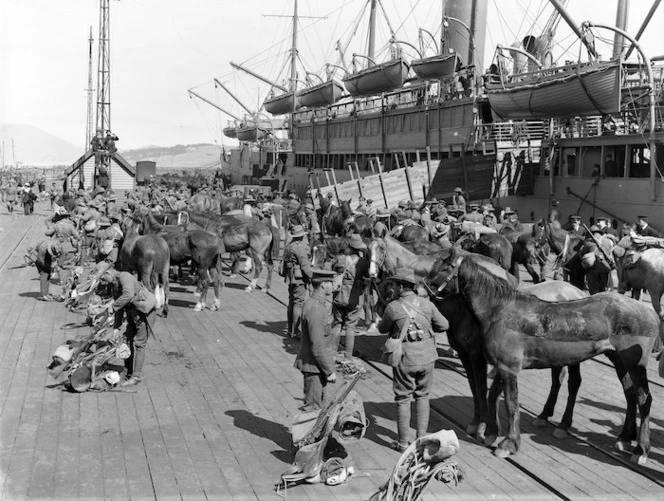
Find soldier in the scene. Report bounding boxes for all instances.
[282,225,314,339]
[365,199,376,219]
[378,269,449,451]
[501,208,524,233]
[331,234,370,359]
[294,269,338,411]
[33,240,63,301]
[99,268,156,387]
[482,204,498,230]
[580,225,614,295]
[303,202,321,245]
[373,209,391,238]
[452,187,466,214]
[548,200,561,227]
[636,215,661,238]
[565,215,587,238]
[464,203,483,223]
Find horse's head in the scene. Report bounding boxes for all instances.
[422,250,464,300]
[368,238,386,278]
[340,199,353,219]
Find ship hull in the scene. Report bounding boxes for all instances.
[486,61,621,120]
[342,58,410,97]
[411,53,459,80]
[297,80,345,108]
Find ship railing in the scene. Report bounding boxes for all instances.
[476,120,545,144]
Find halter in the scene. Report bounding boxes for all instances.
[422,255,464,301]
[369,238,386,276]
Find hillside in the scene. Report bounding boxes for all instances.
[0,123,82,166]
[120,143,223,170]
[0,123,222,170]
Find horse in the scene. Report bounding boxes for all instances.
[188,193,215,213]
[499,220,548,283]
[454,233,513,272]
[394,224,429,243]
[542,221,585,284]
[219,195,243,215]
[135,211,225,311]
[324,199,353,237]
[120,216,171,316]
[614,244,664,321]
[184,210,276,292]
[368,235,443,280]
[423,248,659,463]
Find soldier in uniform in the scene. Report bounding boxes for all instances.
[282,225,314,339]
[99,268,156,387]
[548,200,561,228]
[373,209,391,238]
[378,269,449,451]
[464,203,483,223]
[482,204,498,230]
[452,187,466,214]
[501,208,524,233]
[636,215,661,238]
[303,202,321,245]
[294,269,338,411]
[33,240,63,301]
[331,234,370,358]
[365,199,376,219]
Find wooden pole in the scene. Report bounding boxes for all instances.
[404,165,414,201]
[425,145,432,190]
[377,159,389,209]
[330,168,341,203]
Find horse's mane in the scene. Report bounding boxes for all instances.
[458,254,517,302]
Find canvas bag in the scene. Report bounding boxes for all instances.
[132,284,157,314]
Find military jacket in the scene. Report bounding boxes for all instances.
[294,292,335,376]
[378,291,449,366]
[283,240,313,285]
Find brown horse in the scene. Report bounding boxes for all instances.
[424,248,658,463]
[499,221,548,283]
[188,193,215,212]
[368,235,443,280]
[120,217,171,316]
[542,220,585,285]
[324,199,353,236]
[184,210,276,291]
[135,211,225,311]
[455,233,513,272]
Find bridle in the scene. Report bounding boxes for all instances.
[422,256,464,301]
[369,238,386,276]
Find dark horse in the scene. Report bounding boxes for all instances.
[541,220,585,286]
[455,233,513,272]
[135,211,226,311]
[184,210,276,291]
[422,259,587,441]
[120,217,171,317]
[324,199,354,236]
[424,248,658,463]
[499,221,548,283]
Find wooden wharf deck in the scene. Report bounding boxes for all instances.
[2,203,664,500]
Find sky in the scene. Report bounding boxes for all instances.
[1,0,663,151]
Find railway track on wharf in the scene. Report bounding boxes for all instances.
[236,266,664,500]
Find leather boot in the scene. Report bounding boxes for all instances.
[415,398,430,439]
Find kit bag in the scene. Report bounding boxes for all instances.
[132,285,157,314]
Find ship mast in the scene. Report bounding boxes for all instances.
[85,27,95,149]
[290,0,298,92]
[368,0,377,64]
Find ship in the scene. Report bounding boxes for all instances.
[196,0,664,230]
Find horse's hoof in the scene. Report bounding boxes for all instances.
[532,417,549,428]
[244,286,253,292]
[484,434,498,447]
[466,423,479,437]
[630,453,648,465]
[193,302,204,312]
[229,274,237,279]
[193,290,201,298]
[553,427,570,439]
[476,423,487,442]
[493,447,512,458]
[615,440,631,452]
[212,300,220,311]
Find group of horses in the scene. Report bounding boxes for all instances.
[310,202,664,465]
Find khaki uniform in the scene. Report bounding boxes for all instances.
[283,239,313,337]
[294,291,335,410]
[378,291,449,446]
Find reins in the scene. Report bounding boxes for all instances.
[423,256,464,301]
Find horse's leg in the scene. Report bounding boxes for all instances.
[456,351,481,437]
[630,365,651,465]
[193,265,209,312]
[463,352,489,441]
[509,260,520,284]
[494,369,521,458]
[533,366,566,428]
[651,289,664,322]
[605,352,638,452]
[229,252,239,278]
[245,247,262,292]
[484,374,502,447]
[554,363,582,438]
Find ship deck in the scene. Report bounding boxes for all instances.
[2,202,664,500]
